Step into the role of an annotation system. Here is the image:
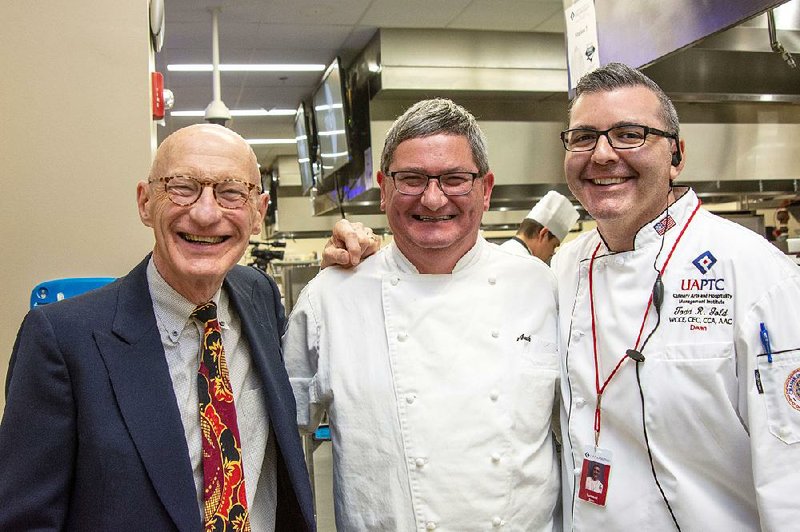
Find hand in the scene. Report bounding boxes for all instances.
[321,219,381,269]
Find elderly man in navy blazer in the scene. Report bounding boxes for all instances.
[0,124,315,531]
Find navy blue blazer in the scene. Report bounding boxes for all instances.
[0,257,314,531]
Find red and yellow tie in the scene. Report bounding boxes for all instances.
[193,302,250,532]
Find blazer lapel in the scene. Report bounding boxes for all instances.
[95,258,201,532]
[225,273,286,419]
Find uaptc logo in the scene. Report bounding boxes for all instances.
[680,278,726,291]
[692,251,717,274]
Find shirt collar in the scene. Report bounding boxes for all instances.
[388,236,486,274]
[631,186,696,250]
[146,258,229,342]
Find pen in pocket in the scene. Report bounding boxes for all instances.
[760,322,773,364]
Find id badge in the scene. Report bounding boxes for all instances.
[578,446,612,507]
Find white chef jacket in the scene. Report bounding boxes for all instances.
[499,237,531,257]
[284,237,561,531]
[552,187,800,531]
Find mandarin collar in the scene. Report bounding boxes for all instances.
[388,236,486,274]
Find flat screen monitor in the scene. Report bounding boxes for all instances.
[312,57,350,180]
[294,102,315,195]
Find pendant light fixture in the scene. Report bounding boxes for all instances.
[204,8,231,125]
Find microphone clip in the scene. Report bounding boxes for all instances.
[626,349,646,363]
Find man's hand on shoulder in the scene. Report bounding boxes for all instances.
[321,219,381,269]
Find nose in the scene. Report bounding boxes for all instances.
[419,178,448,211]
[591,133,619,165]
[189,185,223,225]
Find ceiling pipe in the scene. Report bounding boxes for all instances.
[204,7,232,125]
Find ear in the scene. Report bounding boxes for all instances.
[481,172,495,211]
[537,226,550,243]
[669,138,686,182]
[136,181,153,227]
[251,192,269,235]
[377,171,387,212]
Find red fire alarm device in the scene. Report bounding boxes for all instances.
[152,71,165,120]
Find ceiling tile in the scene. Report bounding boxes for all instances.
[449,0,564,31]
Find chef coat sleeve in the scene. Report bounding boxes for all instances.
[738,272,800,529]
[282,282,328,433]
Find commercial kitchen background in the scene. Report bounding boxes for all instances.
[2,2,799,528]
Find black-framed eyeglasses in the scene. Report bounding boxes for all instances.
[385,171,482,196]
[560,125,677,152]
[149,175,260,209]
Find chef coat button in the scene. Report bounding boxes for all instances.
[615,256,624,266]
[492,516,503,527]
[488,276,497,285]
[406,394,416,404]
[574,467,582,476]
[571,330,583,343]
[489,390,499,401]
[491,330,499,338]
[491,453,501,463]
[415,457,426,468]
[425,521,437,530]
[574,397,586,408]
[398,332,408,342]
[390,276,399,286]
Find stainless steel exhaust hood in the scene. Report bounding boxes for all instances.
[276,7,799,234]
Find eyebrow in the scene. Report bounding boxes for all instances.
[166,169,249,181]
[567,120,649,130]
[391,166,478,174]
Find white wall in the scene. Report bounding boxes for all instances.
[0,1,155,414]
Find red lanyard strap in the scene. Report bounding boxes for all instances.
[588,200,702,446]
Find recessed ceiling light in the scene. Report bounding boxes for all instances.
[246,138,297,145]
[170,109,296,117]
[167,64,326,72]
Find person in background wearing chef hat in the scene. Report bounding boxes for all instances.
[500,190,580,264]
[283,98,561,531]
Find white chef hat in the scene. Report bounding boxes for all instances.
[525,191,580,242]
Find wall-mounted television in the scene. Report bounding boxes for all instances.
[312,57,350,182]
[294,102,315,195]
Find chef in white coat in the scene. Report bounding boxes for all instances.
[554,62,800,531]
[500,190,579,264]
[283,98,561,531]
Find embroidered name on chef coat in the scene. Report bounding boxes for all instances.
[669,250,732,332]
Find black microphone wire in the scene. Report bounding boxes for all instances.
[634,184,681,531]
[635,361,682,531]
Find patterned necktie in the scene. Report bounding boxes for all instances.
[192,302,251,532]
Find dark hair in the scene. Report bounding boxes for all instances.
[518,218,556,240]
[380,98,489,176]
[569,62,679,136]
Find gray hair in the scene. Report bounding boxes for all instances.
[380,98,489,175]
[569,62,680,136]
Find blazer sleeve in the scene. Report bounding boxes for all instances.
[0,309,76,531]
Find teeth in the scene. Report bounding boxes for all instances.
[591,177,627,185]
[182,233,224,244]
[416,215,456,221]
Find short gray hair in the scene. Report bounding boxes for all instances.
[569,62,680,136]
[380,98,489,175]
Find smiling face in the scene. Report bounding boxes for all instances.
[565,86,684,250]
[378,134,494,273]
[137,124,268,303]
